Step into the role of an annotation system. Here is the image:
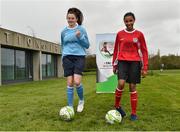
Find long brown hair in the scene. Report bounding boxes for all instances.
[67,8,84,25]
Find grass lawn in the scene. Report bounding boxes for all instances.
[0,70,180,131]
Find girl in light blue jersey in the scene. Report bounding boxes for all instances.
[61,8,90,112]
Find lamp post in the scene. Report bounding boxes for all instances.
[27,25,36,37]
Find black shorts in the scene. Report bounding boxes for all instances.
[117,60,141,84]
[62,55,85,77]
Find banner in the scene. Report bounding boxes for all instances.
[96,33,117,93]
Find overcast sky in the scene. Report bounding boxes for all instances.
[1,0,180,55]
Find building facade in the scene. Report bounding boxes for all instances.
[0,28,63,85]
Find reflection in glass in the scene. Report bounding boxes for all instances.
[42,53,56,78]
[1,47,33,82]
[1,48,15,80]
[16,50,25,79]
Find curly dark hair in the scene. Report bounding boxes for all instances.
[124,12,135,20]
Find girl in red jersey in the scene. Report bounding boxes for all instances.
[112,12,148,121]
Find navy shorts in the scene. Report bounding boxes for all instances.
[117,61,141,84]
[62,55,85,77]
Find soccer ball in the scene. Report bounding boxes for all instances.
[105,110,122,124]
[59,106,74,121]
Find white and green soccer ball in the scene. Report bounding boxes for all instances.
[59,106,75,121]
[105,110,122,124]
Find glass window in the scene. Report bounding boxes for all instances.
[42,53,56,78]
[26,51,33,79]
[1,47,33,83]
[1,48,15,81]
[42,54,46,78]
[15,50,26,80]
[51,55,55,76]
[47,54,51,77]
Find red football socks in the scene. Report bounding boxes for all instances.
[114,88,123,108]
[130,91,138,115]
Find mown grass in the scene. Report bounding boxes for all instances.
[0,70,180,131]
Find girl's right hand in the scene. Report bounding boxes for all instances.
[75,30,81,37]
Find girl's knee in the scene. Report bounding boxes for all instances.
[74,81,81,87]
[118,83,125,90]
[129,84,136,92]
[67,81,74,87]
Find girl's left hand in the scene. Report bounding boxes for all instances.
[75,30,81,37]
[141,70,147,78]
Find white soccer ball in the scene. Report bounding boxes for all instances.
[59,106,74,121]
[105,110,122,124]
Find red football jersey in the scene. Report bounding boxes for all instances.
[112,29,148,71]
